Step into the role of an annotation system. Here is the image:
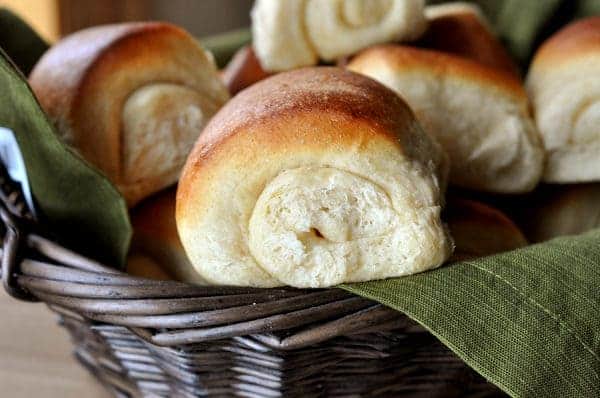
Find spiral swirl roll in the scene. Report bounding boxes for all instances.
[29,22,229,206]
[526,17,600,183]
[176,68,452,288]
[251,0,427,71]
[348,45,544,193]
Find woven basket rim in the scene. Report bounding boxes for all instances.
[0,164,407,348]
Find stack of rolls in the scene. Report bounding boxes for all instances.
[27,3,598,287]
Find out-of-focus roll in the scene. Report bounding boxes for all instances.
[130,188,204,284]
[221,45,272,95]
[126,253,172,281]
[348,45,544,193]
[177,67,452,288]
[445,198,527,261]
[521,184,600,243]
[29,22,230,206]
[526,17,600,183]
[421,2,519,77]
[251,0,427,71]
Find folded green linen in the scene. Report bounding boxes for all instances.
[0,50,131,267]
[343,229,600,397]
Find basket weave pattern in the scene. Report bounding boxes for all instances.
[0,167,503,397]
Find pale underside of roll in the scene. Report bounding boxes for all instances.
[176,67,452,288]
[347,45,544,193]
[29,22,230,206]
[526,17,600,183]
[251,0,427,72]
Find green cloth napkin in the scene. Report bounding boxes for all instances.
[343,230,600,397]
[0,8,49,75]
[0,50,131,267]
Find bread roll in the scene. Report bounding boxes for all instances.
[29,22,230,206]
[130,188,204,284]
[251,0,427,71]
[521,184,600,243]
[221,45,272,95]
[347,45,544,193]
[446,198,527,261]
[526,17,600,183]
[177,67,452,288]
[126,253,172,281]
[421,2,519,77]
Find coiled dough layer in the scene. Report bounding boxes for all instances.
[176,68,452,288]
[251,0,427,71]
[249,166,448,287]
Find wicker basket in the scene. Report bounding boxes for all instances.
[0,164,504,397]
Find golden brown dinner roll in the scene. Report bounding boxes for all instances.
[126,253,172,281]
[520,184,600,243]
[348,45,544,193]
[177,67,452,288]
[251,0,427,71]
[445,198,527,261]
[29,22,230,206]
[221,45,272,95]
[526,17,600,183]
[421,2,519,77]
[130,188,204,284]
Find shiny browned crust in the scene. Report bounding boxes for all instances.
[29,22,206,179]
[532,17,600,66]
[350,45,526,100]
[419,9,519,77]
[177,67,432,220]
[221,45,272,95]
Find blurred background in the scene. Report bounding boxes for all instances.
[1,0,254,41]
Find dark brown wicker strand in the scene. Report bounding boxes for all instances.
[0,164,504,397]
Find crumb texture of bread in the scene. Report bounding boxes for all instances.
[348,45,544,193]
[251,0,427,71]
[526,17,600,183]
[176,67,452,288]
[29,22,230,206]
